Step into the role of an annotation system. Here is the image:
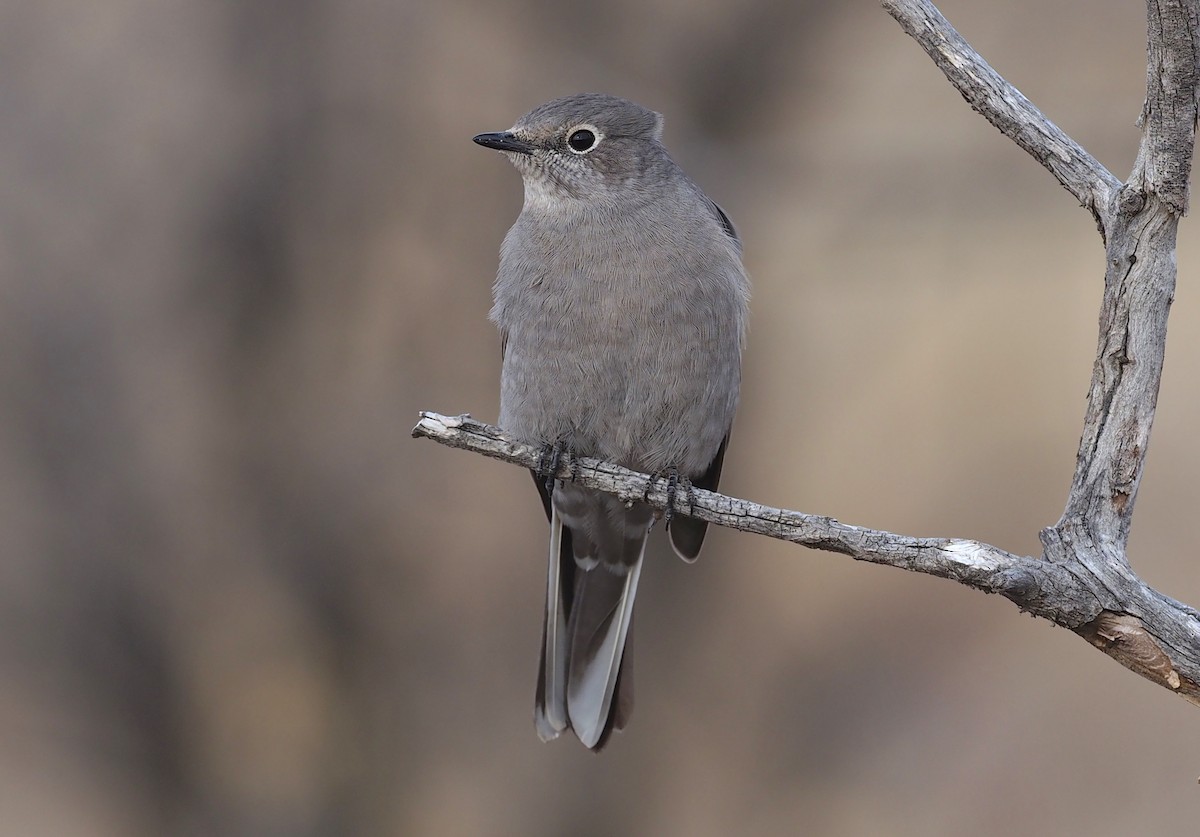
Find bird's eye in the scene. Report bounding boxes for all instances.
[567,127,598,153]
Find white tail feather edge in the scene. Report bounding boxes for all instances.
[567,539,646,748]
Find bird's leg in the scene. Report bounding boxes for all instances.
[641,469,661,505]
[686,477,697,516]
[535,437,571,494]
[644,466,692,525]
[665,468,680,524]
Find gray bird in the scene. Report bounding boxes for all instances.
[474,93,749,750]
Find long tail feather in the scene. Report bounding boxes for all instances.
[566,535,647,749]
[535,507,570,740]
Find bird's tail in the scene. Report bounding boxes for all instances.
[535,492,649,750]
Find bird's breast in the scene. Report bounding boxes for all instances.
[495,211,745,473]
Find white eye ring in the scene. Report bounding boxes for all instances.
[565,124,603,154]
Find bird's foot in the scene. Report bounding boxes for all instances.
[535,438,573,494]
[644,466,693,525]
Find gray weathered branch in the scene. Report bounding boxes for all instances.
[414,412,1200,704]
[882,0,1122,230]
[418,0,1200,710]
[879,1,1200,703]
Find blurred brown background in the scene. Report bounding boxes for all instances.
[3,0,1199,834]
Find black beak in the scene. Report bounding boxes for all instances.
[472,132,534,155]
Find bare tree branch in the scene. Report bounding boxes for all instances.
[882,0,1122,229]
[1131,0,1200,215]
[1054,0,1198,546]
[419,1,1200,712]
[875,0,1200,707]
[414,412,1200,705]
[412,414,1034,586]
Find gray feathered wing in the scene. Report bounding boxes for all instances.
[667,435,728,561]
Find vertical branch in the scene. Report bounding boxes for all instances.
[1132,0,1200,214]
[1052,0,1200,555]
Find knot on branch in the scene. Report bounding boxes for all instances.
[1117,183,1147,216]
[1078,612,1195,698]
[995,567,1039,604]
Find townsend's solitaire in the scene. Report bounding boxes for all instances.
[474,93,749,750]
